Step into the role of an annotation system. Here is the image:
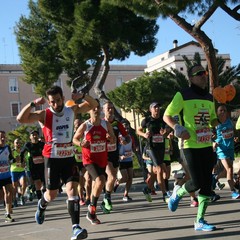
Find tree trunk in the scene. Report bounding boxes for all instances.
[169,12,219,92]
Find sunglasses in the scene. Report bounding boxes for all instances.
[191,70,208,77]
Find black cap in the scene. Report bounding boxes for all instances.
[30,130,39,135]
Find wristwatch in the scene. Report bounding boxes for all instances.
[30,102,36,108]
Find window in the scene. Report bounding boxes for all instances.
[9,78,18,93]
[11,102,20,116]
[116,77,123,87]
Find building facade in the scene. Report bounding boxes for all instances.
[0,64,145,132]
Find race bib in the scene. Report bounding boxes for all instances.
[54,143,74,157]
[75,153,82,160]
[124,151,133,158]
[33,156,44,164]
[196,128,212,143]
[152,134,164,143]
[222,129,234,139]
[0,164,9,173]
[90,142,106,153]
[107,143,117,152]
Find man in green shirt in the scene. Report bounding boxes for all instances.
[163,64,219,232]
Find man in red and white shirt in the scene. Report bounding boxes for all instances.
[17,85,98,240]
[73,100,115,225]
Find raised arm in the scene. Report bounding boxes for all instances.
[16,97,46,124]
[72,93,98,114]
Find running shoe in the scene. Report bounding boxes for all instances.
[216,182,225,190]
[211,192,220,202]
[35,199,45,224]
[194,218,216,231]
[163,193,169,203]
[100,202,110,214]
[123,196,132,202]
[231,191,240,199]
[103,198,112,211]
[86,205,101,225]
[166,191,172,197]
[79,199,85,206]
[190,199,199,207]
[151,190,157,195]
[168,185,181,212]
[211,174,217,190]
[142,187,152,202]
[5,213,15,223]
[71,226,88,240]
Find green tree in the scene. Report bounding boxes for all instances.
[15,1,62,96]
[15,0,159,100]
[110,0,240,92]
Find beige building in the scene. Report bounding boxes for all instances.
[145,40,231,73]
[0,64,145,132]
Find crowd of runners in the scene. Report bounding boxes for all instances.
[1,64,240,239]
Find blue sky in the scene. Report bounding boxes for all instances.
[1,0,239,66]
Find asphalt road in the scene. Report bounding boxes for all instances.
[0,176,240,240]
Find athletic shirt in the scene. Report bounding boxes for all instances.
[41,106,74,158]
[82,119,108,167]
[141,116,166,149]
[215,118,234,153]
[0,145,12,179]
[164,85,217,149]
[10,149,25,172]
[119,135,133,163]
[21,141,45,165]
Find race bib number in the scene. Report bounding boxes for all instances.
[0,163,9,173]
[222,129,234,139]
[33,156,44,164]
[90,142,106,153]
[152,134,164,143]
[124,151,133,158]
[196,128,212,143]
[54,143,74,157]
[107,143,117,152]
[75,153,82,160]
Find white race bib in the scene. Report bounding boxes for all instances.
[90,142,106,153]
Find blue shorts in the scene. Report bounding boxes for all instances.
[217,149,234,161]
[11,171,26,182]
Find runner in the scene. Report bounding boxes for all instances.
[137,102,170,202]
[21,130,45,201]
[0,130,15,222]
[101,101,130,213]
[11,138,27,206]
[73,100,115,225]
[114,121,134,202]
[17,85,98,240]
[213,104,240,199]
[163,64,219,231]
